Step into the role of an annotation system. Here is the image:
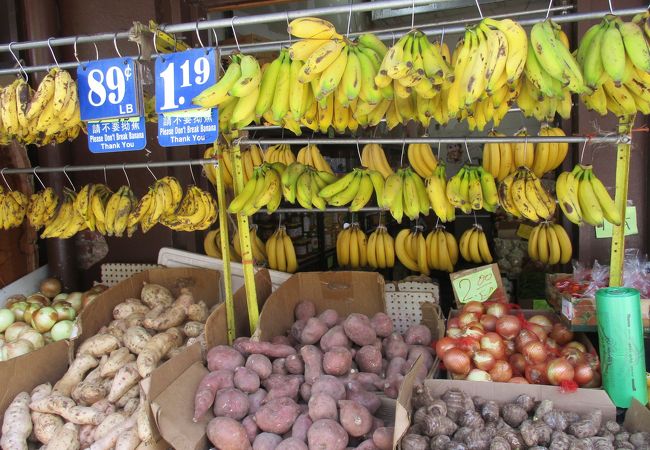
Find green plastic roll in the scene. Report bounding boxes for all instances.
[596,287,648,407]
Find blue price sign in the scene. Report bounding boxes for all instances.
[157,109,218,147]
[155,48,216,114]
[87,117,147,153]
[78,57,140,121]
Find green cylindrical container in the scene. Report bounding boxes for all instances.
[596,287,648,407]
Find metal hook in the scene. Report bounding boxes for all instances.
[473,210,479,226]
[608,0,614,14]
[146,163,158,181]
[231,16,241,52]
[196,19,205,49]
[286,12,292,45]
[73,37,81,64]
[474,0,483,18]
[411,0,416,29]
[437,141,442,159]
[114,32,122,58]
[152,28,160,57]
[464,138,473,164]
[47,37,60,67]
[545,0,554,19]
[63,165,75,192]
[122,164,130,187]
[346,0,353,37]
[440,27,446,47]
[356,139,362,164]
[189,163,197,185]
[134,41,142,61]
[1,168,12,191]
[400,138,406,167]
[33,167,46,190]
[8,42,28,81]
[103,166,108,185]
[580,138,588,164]
[390,31,396,46]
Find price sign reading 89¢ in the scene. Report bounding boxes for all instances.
[78,57,140,121]
[155,48,216,114]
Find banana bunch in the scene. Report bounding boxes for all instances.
[366,225,395,270]
[264,144,296,165]
[459,225,493,264]
[499,167,556,222]
[0,69,82,146]
[203,228,241,262]
[233,225,267,265]
[382,168,429,222]
[446,165,499,214]
[426,226,459,272]
[203,144,264,188]
[557,164,621,227]
[41,189,87,239]
[98,185,138,237]
[318,168,383,211]
[159,185,217,231]
[531,125,569,177]
[126,177,183,234]
[26,187,58,229]
[296,144,334,174]
[336,223,368,269]
[578,14,650,117]
[407,143,438,178]
[0,187,28,230]
[193,54,262,131]
[74,183,111,235]
[528,222,572,265]
[482,131,514,182]
[425,163,456,222]
[512,128,535,168]
[360,144,394,179]
[516,75,572,122]
[282,163,336,210]
[266,226,298,273]
[395,228,429,275]
[228,163,285,215]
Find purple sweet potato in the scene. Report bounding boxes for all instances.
[403,324,432,345]
[386,357,407,380]
[254,397,301,434]
[372,427,394,450]
[253,432,282,450]
[322,347,353,376]
[381,375,403,399]
[271,336,292,346]
[277,438,308,450]
[300,383,311,402]
[207,346,245,371]
[318,309,339,328]
[383,333,409,360]
[349,372,383,391]
[193,369,234,422]
[307,419,348,450]
[320,326,350,352]
[407,345,434,370]
[308,393,338,421]
[338,400,373,437]
[345,381,381,415]
[242,415,259,442]
[214,387,250,420]
[245,354,273,380]
[291,413,312,442]
[285,354,304,375]
[343,314,376,346]
[234,367,261,394]
[264,376,301,402]
[294,301,316,321]
[311,375,346,401]
[273,358,288,375]
[236,340,297,358]
[370,313,393,338]
[357,439,380,450]
[355,346,383,374]
[290,320,306,343]
[300,318,329,345]
[207,417,251,450]
[300,345,323,384]
[248,389,267,415]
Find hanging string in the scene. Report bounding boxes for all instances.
[400,136,407,167]
[579,138,589,164]
[436,141,442,159]
[103,166,108,185]
[608,0,614,14]
[120,164,130,188]
[473,210,479,226]
[356,139,363,164]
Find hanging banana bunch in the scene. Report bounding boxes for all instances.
[336,223,368,269]
[41,188,87,239]
[366,225,395,270]
[296,144,334,174]
[233,224,267,265]
[446,166,499,214]
[482,130,514,182]
[159,186,217,231]
[228,163,285,215]
[395,227,430,275]
[360,144,394,179]
[264,144,296,165]
[126,177,183,235]
[407,143,438,178]
[531,124,569,177]
[381,168,430,223]
[266,226,298,273]
[498,167,556,222]
[459,224,493,264]
[426,226,459,272]
[425,163,456,222]
[317,168,384,211]
[528,222,572,265]
[281,163,335,210]
[0,186,28,230]
[26,187,58,229]
[203,228,241,262]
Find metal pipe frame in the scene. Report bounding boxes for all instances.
[0,5,645,75]
[0,158,213,175]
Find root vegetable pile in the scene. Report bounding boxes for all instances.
[200,302,435,449]
[403,386,650,450]
[0,282,214,450]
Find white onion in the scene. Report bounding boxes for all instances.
[23,303,41,324]
[31,307,58,333]
[51,320,74,341]
[5,339,34,359]
[18,329,44,349]
[53,293,69,303]
[9,301,28,321]
[53,302,76,321]
[466,369,492,382]
[66,292,83,312]
[5,322,30,342]
[26,293,49,305]
[0,308,15,332]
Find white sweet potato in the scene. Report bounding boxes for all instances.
[320,325,350,352]
[1,392,31,450]
[370,312,394,338]
[101,347,135,378]
[76,334,120,357]
[343,314,377,346]
[338,400,373,437]
[79,424,96,448]
[172,288,194,312]
[122,397,140,415]
[136,329,179,377]
[72,380,108,406]
[294,301,316,321]
[136,403,154,443]
[113,301,149,320]
[43,422,79,450]
[183,321,205,338]
[207,345,245,371]
[254,397,301,434]
[54,354,99,396]
[140,283,173,308]
[94,412,126,441]
[30,395,105,425]
[213,388,249,420]
[114,425,141,450]
[300,318,328,345]
[308,393,337,421]
[142,304,187,331]
[188,301,209,322]
[193,369,234,422]
[124,313,145,328]
[207,417,252,450]
[89,414,136,450]
[30,384,63,446]
[107,362,141,403]
[307,419,348,450]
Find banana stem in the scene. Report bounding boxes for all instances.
[609,114,635,287]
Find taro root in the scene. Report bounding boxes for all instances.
[401,434,429,450]
[421,414,458,437]
[501,404,527,428]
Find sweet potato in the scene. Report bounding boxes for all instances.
[308,393,338,421]
[285,354,304,375]
[207,416,252,449]
[300,345,323,384]
[273,358,288,375]
[370,313,393,338]
[246,354,273,380]
[254,397,301,434]
[356,345,383,374]
[264,376,301,402]
[172,288,194,311]
[291,413,312,442]
[253,432,282,450]
[72,380,108,406]
[30,384,63,445]
[357,439,380,450]
[30,395,105,425]
[140,283,173,308]
[386,357,407,380]
[193,369,235,421]
[381,375,403,399]
[94,413,126,441]
[1,392,31,450]
[106,320,127,341]
[308,419,349,450]
[136,329,180,377]
[348,372,383,391]
[77,334,121,357]
[272,335,292,346]
[407,346,434,370]
[143,304,187,331]
[122,326,151,355]
[183,321,205,338]
[188,301,209,322]
[300,318,329,345]
[383,333,409,359]
[54,354,98,396]
[345,381,381,415]
[323,347,353,376]
[79,424,96,448]
[234,367,261,393]
[136,403,154,443]
[44,422,79,450]
[101,348,135,378]
[318,309,338,327]
[294,301,316,321]
[343,313,377,346]
[208,345,246,372]
[243,415,259,442]
[300,383,312,402]
[311,375,346,401]
[90,414,137,450]
[404,324,432,346]
[277,438,308,450]
[248,389,267,415]
[339,400,373,437]
[108,362,141,403]
[214,388,249,420]
[319,325,350,352]
[113,301,149,320]
[236,340,297,358]
[114,425,140,450]
[372,427,394,450]
[290,320,306,343]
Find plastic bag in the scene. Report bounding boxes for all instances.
[622,249,650,298]
[582,260,609,298]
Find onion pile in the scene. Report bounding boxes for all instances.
[435,301,601,387]
[0,278,108,361]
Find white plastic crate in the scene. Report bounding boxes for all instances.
[100,263,161,287]
[385,278,440,335]
[0,265,49,306]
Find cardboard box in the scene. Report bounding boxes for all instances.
[147,269,273,450]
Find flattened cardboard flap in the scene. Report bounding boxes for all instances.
[623,399,650,432]
[255,271,385,342]
[395,356,425,449]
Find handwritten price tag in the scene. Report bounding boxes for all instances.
[450,264,500,304]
